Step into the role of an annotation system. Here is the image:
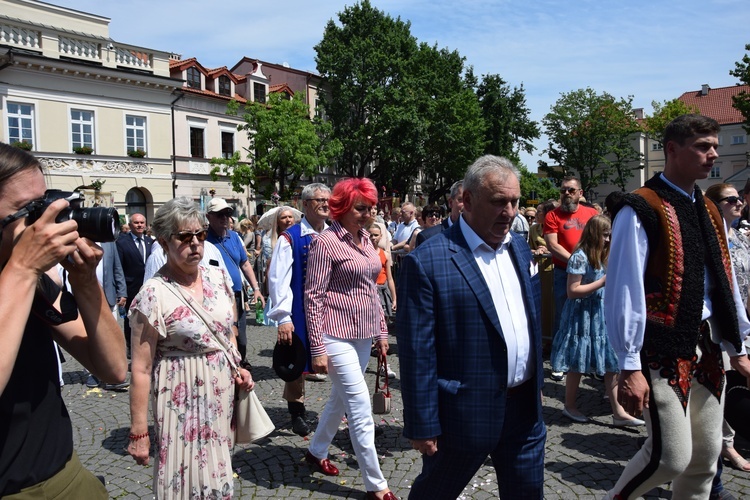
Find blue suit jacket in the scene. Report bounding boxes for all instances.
[116,232,153,298]
[396,219,544,452]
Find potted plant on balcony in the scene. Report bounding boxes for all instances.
[73,146,94,155]
[127,149,147,158]
[11,141,33,151]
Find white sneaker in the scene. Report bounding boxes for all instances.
[379,365,396,379]
[305,373,327,382]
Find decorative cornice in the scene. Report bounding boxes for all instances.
[39,157,150,174]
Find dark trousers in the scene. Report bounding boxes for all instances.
[409,383,546,499]
[234,292,247,360]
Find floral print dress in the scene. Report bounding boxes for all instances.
[130,265,239,500]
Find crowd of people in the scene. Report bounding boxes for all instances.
[3,113,750,500]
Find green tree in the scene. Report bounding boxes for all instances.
[314,0,420,189]
[644,99,699,146]
[730,43,750,134]
[210,93,341,198]
[475,73,540,163]
[539,88,642,196]
[518,163,558,206]
[412,44,486,202]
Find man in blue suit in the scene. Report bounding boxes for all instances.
[116,213,153,354]
[397,155,546,499]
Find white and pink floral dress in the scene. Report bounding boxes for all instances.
[130,265,240,500]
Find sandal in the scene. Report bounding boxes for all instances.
[722,448,750,471]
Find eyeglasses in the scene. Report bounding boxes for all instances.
[306,198,329,204]
[560,187,579,195]
[173,229,208,244]
[526,215,536,221]
[211,210,232,218]
[426,213,440,219]
[719,195,743,205]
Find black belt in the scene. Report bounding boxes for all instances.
[506,378,534,398]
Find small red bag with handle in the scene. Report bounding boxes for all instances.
[372,354,392,414]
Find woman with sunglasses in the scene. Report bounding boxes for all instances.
[127,197,254,499]
[0,146,127,497]
[407,205,442,251]
[705,183,750,473]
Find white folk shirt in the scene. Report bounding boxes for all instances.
[267,218,327,325]
[459,216,532,387]
[604,173,750,371]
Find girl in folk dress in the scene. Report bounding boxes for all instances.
[550,215,644,426]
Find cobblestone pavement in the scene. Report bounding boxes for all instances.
[62,323,750,499]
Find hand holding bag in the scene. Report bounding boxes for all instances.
[372,354,392,414]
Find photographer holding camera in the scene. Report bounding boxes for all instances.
[0,144,127,498]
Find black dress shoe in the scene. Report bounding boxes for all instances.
[304,451,339,476]
[291,415,310,437]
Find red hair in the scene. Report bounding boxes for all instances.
[328,178,379,220]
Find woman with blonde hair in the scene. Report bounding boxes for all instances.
[551,215,643,426]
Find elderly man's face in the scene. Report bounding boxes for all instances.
[206,209,232,234]
[129,213,146,236]
[401,206,415,223]
[302,189,330,224]
[463,171,520,249]
[449,187,464,218]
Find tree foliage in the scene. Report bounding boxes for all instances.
[315,1,535,201]
[539,88,643,196]
[517,163,558,207]
[644,99,699,145]
[314,0,418,187]
[730,43,750,134]
[210,93,341,198]
[412,44,486,202]
[475,73,540,163]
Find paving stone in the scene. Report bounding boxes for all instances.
[58,322,750,498]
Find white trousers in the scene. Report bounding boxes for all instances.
[308,335,387,492]
[605,341,724,500]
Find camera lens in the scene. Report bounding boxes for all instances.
[62,207,120,242]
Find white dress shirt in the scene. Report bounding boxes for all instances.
[459,217,532,387]
[605,174,750,371]
[267,218,327,325]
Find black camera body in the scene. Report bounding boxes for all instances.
[27,190,120,242]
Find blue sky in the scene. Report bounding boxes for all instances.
[50,0,750,170]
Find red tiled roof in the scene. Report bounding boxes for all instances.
[180,86,247,104]
[169,57,209,74]
[269,83,294,95]
[677,84,750,125]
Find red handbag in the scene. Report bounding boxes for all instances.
[372,354,392,414]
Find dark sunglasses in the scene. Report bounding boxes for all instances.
[560,187,579,194]
[173,229,208,244]
[719,195,743,204]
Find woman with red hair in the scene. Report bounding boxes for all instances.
[303,178,397,500]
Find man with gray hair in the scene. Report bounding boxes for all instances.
[267,182,331,436]
[392,202,419,252]
[415,181,464,247]
[397,155,545,498]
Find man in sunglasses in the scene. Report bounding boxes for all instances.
[543,177,597,381]
[267,183,331,436]
[206,198,264,365]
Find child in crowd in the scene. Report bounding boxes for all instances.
[550,215,643,426]
[367,222,397,378]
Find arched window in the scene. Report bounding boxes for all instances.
[125,188,147,216]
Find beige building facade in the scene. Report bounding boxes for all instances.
[0,0,183,222]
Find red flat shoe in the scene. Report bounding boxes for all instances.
[365,491,398,500]
[304,451,339,476]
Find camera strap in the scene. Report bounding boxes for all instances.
[31,274,79,326]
